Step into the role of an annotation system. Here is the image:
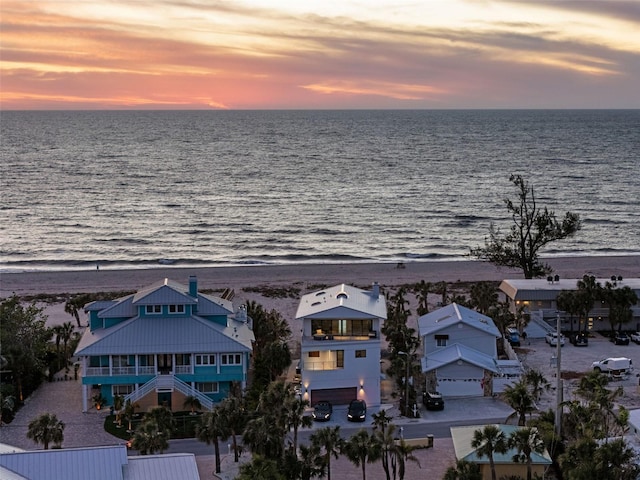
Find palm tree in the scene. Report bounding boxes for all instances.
[298,444,325,480]
[51,324,64,371]
[503,380,536,426]
[413,280,431,316]
[243,416,285,459]
[131,419,169,455]
[576,275,601,335]
[284,395,312,454]
[601,282,638,333]
[123,399,140,432]
[469,281,498,315]
[59,321,75,367]
[342,429,381,480]
[508,427,546,480]
[236,455,285,480]
[310,426,343,480]
[390,437,420,480]
[443,459,482,480]
[113,394,124,427]
[0,393,16,426]
[470,425,507,480]
[27,413,65,449]
[556,289,581,335]
[183,395,202,415]
[217,396,247,462]
[196,409,223,473]
[522,369,551,404]
[145,406,175,435]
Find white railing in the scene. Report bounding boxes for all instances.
[174,365,192,374]
[85,367,110,376]
[305,361,340,371]
[172,376,213,410]
[138,366,156,375]
[112,366,136,376]
[122,375,214,410]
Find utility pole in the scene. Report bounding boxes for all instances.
[555,312,562,437]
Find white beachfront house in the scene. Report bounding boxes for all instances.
[418,303,521,397]
[295,283,386,407]
[74,276,254,413]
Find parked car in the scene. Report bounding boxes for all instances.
[505,327,521,347]
[592,357,633,375]
[631,332,640,344]
[347,399,367,422]
[422,391,445,410]
[312,401,333,422]
[613,332,630,345]
[545,331,565,346]
[570,332,589,346]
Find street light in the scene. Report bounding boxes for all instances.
[397,351,410,417]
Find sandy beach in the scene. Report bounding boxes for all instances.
[3,256,639,300]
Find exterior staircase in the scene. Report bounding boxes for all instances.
[124,374,214,410]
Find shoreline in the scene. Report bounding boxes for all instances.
[2,255,639,299]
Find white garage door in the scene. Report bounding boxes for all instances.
[436,378,484,397]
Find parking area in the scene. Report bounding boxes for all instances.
[516,331,640,411]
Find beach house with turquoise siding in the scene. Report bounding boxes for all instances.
[295,283,386,407]
[74,276,253,412]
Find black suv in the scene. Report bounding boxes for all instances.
[312,401,332,422]
[347,399,366,422]
[422,391,445,410]
[613,332,630,345]
[570,332,589,346]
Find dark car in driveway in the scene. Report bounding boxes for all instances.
[347,399,366,422]
[570,332,589,346]
[312,401,332,422]
[422,391,445,410]
[613,332,630,345]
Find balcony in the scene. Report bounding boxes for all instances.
[304,360,341,371]
[308,331,378,342]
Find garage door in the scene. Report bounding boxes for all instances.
[437,378,483,397]
[311,387,357,405]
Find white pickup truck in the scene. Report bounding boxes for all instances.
[592,357,633,375]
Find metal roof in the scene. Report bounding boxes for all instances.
[0,445,128,480]
[75,315,253,356]
[125,454,199,480]
[133,280,197,305]
[451,425,552,465]
[500,277,640,301]
[418,303,501,338]
[421,343,499,373]
[296,283,387,320]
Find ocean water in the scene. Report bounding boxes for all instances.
[1,110,638,273]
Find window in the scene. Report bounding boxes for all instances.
[355,350,367,358]
[308,351,320,358]
[146,305,161,314]
[435,334,449,347]
[113,384,134,396]
[336,350,344,368]
[221,354,242,365]
[196,382,219,394]
[195,354,215,366]
[139,355,155,366]
[176,354,191,366]
[169,304,185,314]
[112,355,129,367]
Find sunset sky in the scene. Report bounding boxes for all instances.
[1,0,639,110]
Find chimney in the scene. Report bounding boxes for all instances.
[372,282,380,299]
[189,276,197,297]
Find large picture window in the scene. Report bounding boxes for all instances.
[113,384,134,396]
[311,319,372,336]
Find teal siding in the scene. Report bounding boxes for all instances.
[199,314,227,326]
[104,317,128,328]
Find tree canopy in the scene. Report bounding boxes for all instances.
[471,174,582,278]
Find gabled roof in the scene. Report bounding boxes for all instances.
[451,424,552,465]
[97,294,136,319]
[418,303,500,338]
[133,279,198,305]
[197,292,233,316]
[0,445,128,480]
[296,283,386,320]
[421,344,499,373]
[75,315,253,356]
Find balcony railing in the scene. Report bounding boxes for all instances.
[138,366,156,375]
[304,361,341,371]
[85,367,110,376]
[308,331,378,341]
[84,365,191,376]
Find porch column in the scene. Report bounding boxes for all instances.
[109,355,113,376]
[82,384,89,412]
